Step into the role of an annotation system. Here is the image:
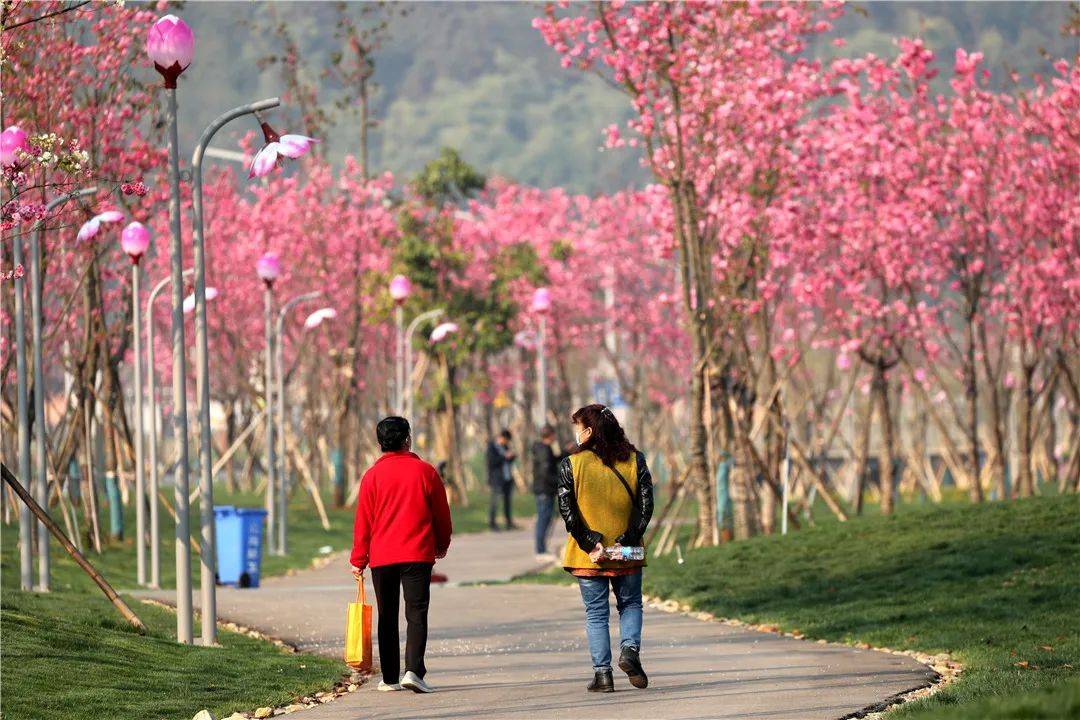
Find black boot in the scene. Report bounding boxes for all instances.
[618,646,648,689]
[587,668,614,693]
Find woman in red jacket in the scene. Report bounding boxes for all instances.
[350,416,453,694]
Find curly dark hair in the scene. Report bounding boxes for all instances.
[571,404,636,467]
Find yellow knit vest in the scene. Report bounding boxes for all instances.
[561,450,646,570]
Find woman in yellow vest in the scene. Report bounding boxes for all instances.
[557,404,654,693]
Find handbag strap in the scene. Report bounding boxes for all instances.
[609,464,638,510]
[355,575,366,604]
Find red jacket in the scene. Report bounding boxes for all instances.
[350,451,452,570]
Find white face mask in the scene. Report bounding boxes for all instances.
[575,428,590,445]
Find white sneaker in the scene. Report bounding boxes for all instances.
[378,681,402,692]
[400,670,435,693]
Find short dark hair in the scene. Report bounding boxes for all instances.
[539,424,555,439]
[377,416,410,452]
[499,429,512,441]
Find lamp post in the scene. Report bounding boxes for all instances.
[403,307,445,421]
[13,230,32,591]
[257,253,282,555]
[531,288,552,425]
[28,186,98,592]
[389,275,411,413]
[190,97,279,647]
[273,291,323,556]
[148,11,196,645]
[121,222,151,587]
[146,267,193,589]
[2,130,29,587]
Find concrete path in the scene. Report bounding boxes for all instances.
[149,525,934,720]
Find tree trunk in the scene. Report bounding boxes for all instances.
[1016,362,1035,498]
[224,401,237,493]
[965,313,983,502]
[722,393,758,540]
[874,364,897,515]
[852,394,873,515]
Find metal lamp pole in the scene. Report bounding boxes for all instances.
[531,288,552,425]
[537,315,548,423]
[389,275,411,413]
[13,231,33,591]
[29,186,98,592]
[395,304,404,412]
[146,267,193,589]
[119,222,153,588]
[263,279,278,555]
[403,307,445,421]
[274,291,322,556]
[163,83,195,645]
[190,97,279,646]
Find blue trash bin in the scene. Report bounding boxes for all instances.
[214,506,268,588]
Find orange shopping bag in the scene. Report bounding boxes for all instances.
[344,575,373,671]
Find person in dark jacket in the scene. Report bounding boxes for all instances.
[350,416,452,694]
[485,429,517,530]
[558,404,654,693]
[531,424,561,559]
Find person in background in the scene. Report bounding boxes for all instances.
[531,424,562,561]
[558,404,654,693]
[350,416,452,694]
[486,429,517,530]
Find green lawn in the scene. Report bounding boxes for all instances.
[639,495,1080,719]
[1,482,531,720]
[0,590,343,720]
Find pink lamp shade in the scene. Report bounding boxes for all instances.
[256,252,282,283]
[182,286,218,314]
[429,322,459,343]
[389,274,412,302]
[76,210,125,242]
[120,221,151,259]
[248,124,319,180]
[530,287,552,313]
[304,307,337,329]
[147,15,194,88]
[0,125,29,167]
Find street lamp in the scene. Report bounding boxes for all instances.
[190,96,281,648]
[389,275,411,413]
[26,186,98,593]
[257,252,281,556]
[121,221,151,587]
[146,267,194,590]
[403,307,445,421]
[274,291,324,556]
[12,227,31,592]
[149,11,196,645]
[531,288,552,424]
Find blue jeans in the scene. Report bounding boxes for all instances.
[577,572,643,672]
[534,494,554,553]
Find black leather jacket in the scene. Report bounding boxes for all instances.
[556,450,654,550]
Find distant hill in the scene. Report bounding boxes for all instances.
[175,1,1075,194]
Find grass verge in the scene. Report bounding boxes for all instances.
[636,495,1079,719]
[0,590,343,720]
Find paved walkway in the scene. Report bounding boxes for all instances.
[150,525,933,720]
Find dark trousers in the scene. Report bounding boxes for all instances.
[488,482,513,528]
[370,562,433,684]
[535,493,555,553]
